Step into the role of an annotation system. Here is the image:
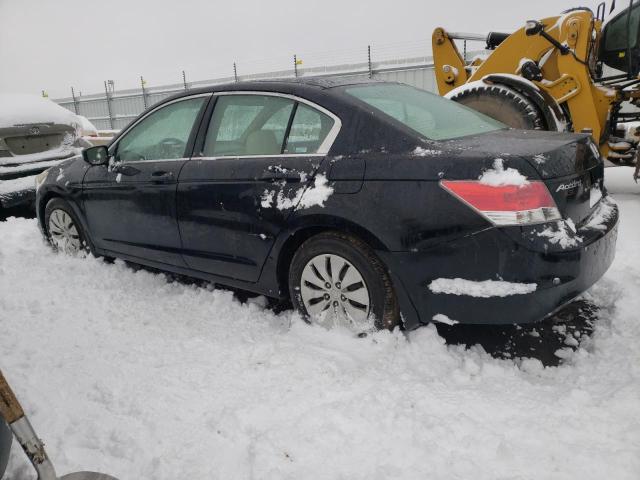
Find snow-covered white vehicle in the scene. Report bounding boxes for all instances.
[77,115,116,147]
[0,94,91,211]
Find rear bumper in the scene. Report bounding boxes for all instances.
[380,198,619,328]
[0,175,38,209]
[0,154,73,209]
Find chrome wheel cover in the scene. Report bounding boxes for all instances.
[299,253,372,331]
[48,209,82,254]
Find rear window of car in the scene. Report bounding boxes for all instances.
[344,84,506,141]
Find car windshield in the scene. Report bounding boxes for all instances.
[344,84,506,141]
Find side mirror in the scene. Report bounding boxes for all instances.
[525,20,544,36]
[82,145,109,166]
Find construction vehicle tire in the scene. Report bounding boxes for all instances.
[449,84,547,130]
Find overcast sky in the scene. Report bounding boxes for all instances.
[0,0,602,98]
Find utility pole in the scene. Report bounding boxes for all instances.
[71,87,79,115]
[140,76,148,109]
[368,45,373,78]
[294,55,299,78]
[233,62,238,82]
[182,70,188,91]
[104,81,114,130]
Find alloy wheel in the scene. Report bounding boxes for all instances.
[48,209,82,254]
[299,253,372,331]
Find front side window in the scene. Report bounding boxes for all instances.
[344,84,505,141]
[115,97,206,162]
[203,95,294,157]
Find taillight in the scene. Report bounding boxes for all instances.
[440,180,561,226]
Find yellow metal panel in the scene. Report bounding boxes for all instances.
[432,11,622,155]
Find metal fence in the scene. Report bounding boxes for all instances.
[53,54,452,130]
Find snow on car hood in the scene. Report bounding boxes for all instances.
[0,94,79,129]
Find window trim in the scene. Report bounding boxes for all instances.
[108,93,213,160]
[199,91,342,158]
[108,91,342,162]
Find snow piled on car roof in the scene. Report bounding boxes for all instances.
[0,94,79,129]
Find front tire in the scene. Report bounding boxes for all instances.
[289,232,400,332]
[44,198,88,255]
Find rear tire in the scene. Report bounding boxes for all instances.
[449,84,547,131]
[44,198,89,255]
[289,231,400,332]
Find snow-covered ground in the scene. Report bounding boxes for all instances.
[1,168,639,480]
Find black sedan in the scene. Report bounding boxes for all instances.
[35,79,618,331]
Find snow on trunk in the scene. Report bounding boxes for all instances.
[479,158,529,186]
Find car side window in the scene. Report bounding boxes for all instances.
[284,103,334,154]
[203,95,295,157]
[115,97,206,162]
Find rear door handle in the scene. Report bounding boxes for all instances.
[151,171,174,183]
[260,172,301,183]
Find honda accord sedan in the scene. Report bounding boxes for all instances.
[34,79,618,331]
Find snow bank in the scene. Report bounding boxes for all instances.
[0,94,79,129]
[0,167,639,480]
[479,158,529,186]
[429,278,537,297]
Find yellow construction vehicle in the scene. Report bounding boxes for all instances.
[432,1,640,174]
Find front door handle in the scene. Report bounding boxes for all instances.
[114,164,141,176]
[151,171,174,183]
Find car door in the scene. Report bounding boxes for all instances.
[82,94,209,266]
[177,92,340,282]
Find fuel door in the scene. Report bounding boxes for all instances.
[328,155,365,194]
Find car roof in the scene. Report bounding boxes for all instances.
[160,77,391,104]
